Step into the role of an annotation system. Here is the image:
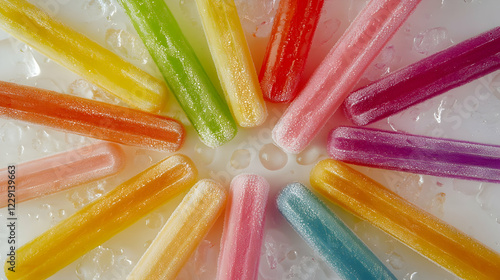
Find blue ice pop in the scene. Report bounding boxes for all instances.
[277,183,397,280]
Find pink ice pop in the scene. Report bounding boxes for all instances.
[272,0,422,154]
[216,174,270,280]
[344,26,500,126]
[0,142,125,208]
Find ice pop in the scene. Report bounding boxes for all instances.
[277,183,397,280]
[259,0,325,103]
[216,174,269,280]
[310,159,500,280]
[328,126,500,183]
[344,27,500,126]
[0,81,184,152]
[195,0,267,127]
[127,179,227,280]
[4,154,198,280]
[0,142,125,208]
[0,0,169,112]
[117,0,237,147]
[272,0,422,154]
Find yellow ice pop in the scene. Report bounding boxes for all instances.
[127,179,227,280]
[0,0,169,112]
[4,154,197,280]
[310,159,500,280]
[195,0,267,127]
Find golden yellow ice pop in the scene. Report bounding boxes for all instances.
[4,154,197,280]
[195,0,267,127]
[0,0,169,112]
[127,179,227,280]
[310,159,500,280]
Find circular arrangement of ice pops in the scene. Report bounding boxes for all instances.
[1,0,500,280]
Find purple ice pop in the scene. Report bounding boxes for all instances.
[343,26,500,126]
[328,126,500,183]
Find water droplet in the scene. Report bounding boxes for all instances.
[387,251,405,270]
[194,143,216,165]
[58,209,66,219]
[429,192,446,217]
[82,0,114,22]
[317,18,341,46]
[145,212,164,229]
[69,79,95,99]
[404,271,420,280]
[134,150,154,167]
[259,143,287,170]
[287,250,298,260]
[235,0,279,37]
[105,29,149,64]
[413,27,452,55]
[230,149,251,169]
[144,239,153,248]
[76,246,115,279]
[296,146,321,165]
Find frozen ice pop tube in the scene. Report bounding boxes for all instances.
[216,174,269,280]
[128,179,227,280]
[328,126,500,183]
[272,0,422,154]
[118,0,237,147]
[0,142,125,208]
[0,81,184,152]
[259,0,325,103]
[195,0,267,127]
[344,27,500,126]
[310,159,500,280]
[277,183,397,280]
[4,154,198,280]
[0,0,169,112]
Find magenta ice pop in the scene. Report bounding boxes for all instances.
[272,0,422,154]
[0,142,125,208]
[328,126,500,183]
[216,174,269,280]
[344,26,500,126]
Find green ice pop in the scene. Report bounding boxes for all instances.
[118,0,237,147]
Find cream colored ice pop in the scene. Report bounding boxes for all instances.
[194,0,267,127]
[127,179,227,280]
[0,142,125,208]
[4,154,198,280]
[310,159,500,280]
[0,0,169,112]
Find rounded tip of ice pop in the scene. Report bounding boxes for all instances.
[271,125,304,155]
[342,100,372,126]
[96,142,127,173]
[276,182,307,208]
[230,174,270,192]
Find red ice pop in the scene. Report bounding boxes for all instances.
[259,0,325,103]
[328,126,500,183]
[0,81,184,151]
[344,27,500,126]
[0,142,125,208]
[272,0,422,154]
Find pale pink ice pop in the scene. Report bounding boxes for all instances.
[0,142,125,208]
[216,174,270,280]
[272,0,422,154]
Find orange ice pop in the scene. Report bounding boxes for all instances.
[0,142,125,208]
[0,0,169,112]
[4,154,197,280]
[0,81,184,152]
[310,159,500,280]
